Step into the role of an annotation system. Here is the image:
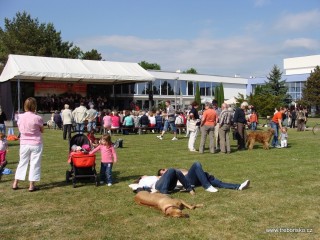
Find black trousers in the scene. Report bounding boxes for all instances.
[63,124,72,140]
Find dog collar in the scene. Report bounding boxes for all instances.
[164,205,179,214]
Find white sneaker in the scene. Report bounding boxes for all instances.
[239,180,250,190]
[151,188,158,193]
[190,149,198,152]
[172,137,178,141]
[107,183,112,187]
[157,135,163,140]
[205,186,218,192]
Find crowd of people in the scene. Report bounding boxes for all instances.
[0,95,310,195]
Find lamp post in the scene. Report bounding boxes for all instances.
[175,70,181,110]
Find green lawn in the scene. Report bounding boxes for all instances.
[0,119,319,240]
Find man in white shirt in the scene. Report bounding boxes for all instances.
[72,101,88,134]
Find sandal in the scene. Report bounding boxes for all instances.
[12,186,19,190]
[29,187,40,192]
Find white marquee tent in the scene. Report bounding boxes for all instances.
[0,54,155,119]
[0,54,155,83]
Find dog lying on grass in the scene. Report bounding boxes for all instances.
[246,128,275,150]
[134,191,203,218]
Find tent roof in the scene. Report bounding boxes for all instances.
[0,54,155,84]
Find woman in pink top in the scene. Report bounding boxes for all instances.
[90,134,117,186]
[12,97,44,192]
[111,111,121,130]
[103,110,112,134]
[199,102,217,154]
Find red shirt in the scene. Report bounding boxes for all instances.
[201,109,217,126]
[272,112,282,124]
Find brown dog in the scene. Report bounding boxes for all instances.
[246,128,275,150]
[134,191,203,218]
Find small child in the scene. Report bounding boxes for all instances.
[68,145,85,164]
[87,130,99,147]
[0,133,8,179]
[89,134,117,186]
[249,110,258,130]
[280,127,288,148]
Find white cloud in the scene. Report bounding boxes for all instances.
[274,9,320,32]
[75,33,313,77]
[283,38,320,50]
[253,0,270,7]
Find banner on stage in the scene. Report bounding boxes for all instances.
[34,83,87,97]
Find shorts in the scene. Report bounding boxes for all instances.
[163,120,176,132]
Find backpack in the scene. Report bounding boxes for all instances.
[113,139,123,148]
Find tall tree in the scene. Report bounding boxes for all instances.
[138,61,161,70]
[81,49,102,60]
[0,11,102,71]
[264,65,288,97]
[218,82,224,107]
[183,68,197,74]
[194,82,201,105]
[214,85,219,104]
[302,66,320,106]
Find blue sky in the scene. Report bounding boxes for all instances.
[1,0,319,77]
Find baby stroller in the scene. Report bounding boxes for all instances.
[66,134,99,188]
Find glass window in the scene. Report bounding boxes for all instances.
[180,80,187,95]
[153,80,161,95]
[199,82,206,96]
[137,82,147,95]
[296,93,301,100]
[161,80,167,95]
[167,80,174,95]
[130,83,136,94]
[211,83,218,96]
[205,83,211,96]
[187,81,194,96]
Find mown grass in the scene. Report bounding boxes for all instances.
[0,119,319,240]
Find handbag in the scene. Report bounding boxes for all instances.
[188,120,197,132]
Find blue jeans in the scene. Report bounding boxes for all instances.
[155,168,192,194]
[100,162,113,184]
[186,162,240,190]
[251,122,257,130]
[163,120,176,133]
[75,123,85,134]
[270,121,279,147]
[185,162,212,189]
[0,124,5,134]
[87,121,96,132]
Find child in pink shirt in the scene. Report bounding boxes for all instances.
[0,133,8,179]
[90,134,117,186]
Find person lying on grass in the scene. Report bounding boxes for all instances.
[158,162,250,193]
[133,168,195,195]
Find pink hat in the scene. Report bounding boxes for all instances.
[82,144,91,152]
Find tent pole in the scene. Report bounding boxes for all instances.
[112,84,115,108]
[18,79,21,113]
